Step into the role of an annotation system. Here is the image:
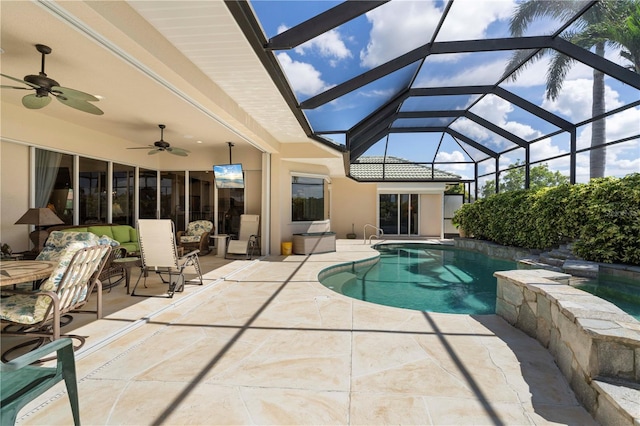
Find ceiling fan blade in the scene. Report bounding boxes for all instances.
[1,73,39,89]
[22,94,51,109]
[148,150,161,155]
[52,86,99,101]
[1,84,33,90]
[127,145,154,150]
[167,147,189,157]
[55,95,104,115]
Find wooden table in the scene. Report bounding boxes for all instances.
[0,260,56,287]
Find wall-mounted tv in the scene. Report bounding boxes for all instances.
[213,164,244,189]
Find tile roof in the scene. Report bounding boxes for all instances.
[350,156,462,182]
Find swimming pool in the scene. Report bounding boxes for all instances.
[574,275,640,321]
[320,243,516,314]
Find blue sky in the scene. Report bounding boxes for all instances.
[251,0,640,182]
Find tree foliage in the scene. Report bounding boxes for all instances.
[453,173,640,265]
[480,161,569,199]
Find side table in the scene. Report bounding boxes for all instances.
[212,234,229,258]
[113,257,141,294]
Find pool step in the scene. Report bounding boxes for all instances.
[321,271,357,294]
[563,260,599,278]
[591,378,640,426]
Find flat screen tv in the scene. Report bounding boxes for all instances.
[213,164,244,189]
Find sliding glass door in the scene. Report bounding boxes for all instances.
[379,193,419,235]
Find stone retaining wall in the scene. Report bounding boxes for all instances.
[494,269,640,425]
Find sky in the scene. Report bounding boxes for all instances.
[251,0,640,183]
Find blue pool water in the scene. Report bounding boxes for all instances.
[320,243,640,319]
[320,243,516,314]
[575,276,640,321]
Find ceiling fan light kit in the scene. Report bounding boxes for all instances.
[127,124,190,156]
[0,44,103,115]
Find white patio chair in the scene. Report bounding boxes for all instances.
[132,219,203,298]
[225,214,260,259]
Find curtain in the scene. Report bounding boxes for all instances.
[35,149,62,208]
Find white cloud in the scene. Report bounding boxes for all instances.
[416,56,511,85]
[530,137,567,162]
[543,79,624,122]
[360,1,441,68]
[437,0,515,41]
[435,150,469,170]
[276,53,332,97]
[294,29,352,65]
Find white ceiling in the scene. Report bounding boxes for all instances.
[0,1,316,160]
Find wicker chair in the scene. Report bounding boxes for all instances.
[176,220,213,255]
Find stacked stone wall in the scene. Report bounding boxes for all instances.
[494,269,640,425]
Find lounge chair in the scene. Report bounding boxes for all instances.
[225,214,260,259]
[132,219,203,298]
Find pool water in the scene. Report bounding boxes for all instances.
[575,276,640,321]
[321,243,516,314]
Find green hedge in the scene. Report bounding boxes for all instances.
[452,174,640,265]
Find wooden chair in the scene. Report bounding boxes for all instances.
[1,338,80,426]
[133,219,203,298]
[1,244,111,361]
[176,220,214,255]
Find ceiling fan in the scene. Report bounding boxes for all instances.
[128,124,190,156]
[0,44,103,115]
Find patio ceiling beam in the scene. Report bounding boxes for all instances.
[465,112,529,148]
[349,90,409,141]
[410,86,494,96]
[551,38,640,90]
[493,87,573,131]
[349,115,396,158]
[350,128,389,160]
[446,130,498,158]
[266,1,389,50]
[397,111,465,118]
[301,37,556,110]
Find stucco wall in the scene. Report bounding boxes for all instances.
[331,177,377,239]
[420,193,443,237]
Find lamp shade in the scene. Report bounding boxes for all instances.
[15,208,64,227]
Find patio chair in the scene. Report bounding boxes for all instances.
[177,220,214,255]
[1,244,111,362]
[132,219,203,298]
[225,214,260,259]
[1,338,80,426]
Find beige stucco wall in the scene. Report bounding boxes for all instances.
[420,193,443,238]
[331,177,377,239]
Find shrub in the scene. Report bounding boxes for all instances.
[451,174,640,265]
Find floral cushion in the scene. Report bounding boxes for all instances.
[0,241,94,324]
[37,231,100,261]
[97,234,120,247]
[180,221,213,243]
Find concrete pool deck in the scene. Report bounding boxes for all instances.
[10,239,597,425]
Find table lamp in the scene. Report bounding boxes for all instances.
[15,208,64,254]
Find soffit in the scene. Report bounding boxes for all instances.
[126,1,309,145]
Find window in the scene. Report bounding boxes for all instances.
[79,157,108,224]
[35,149,74,225]
[292,176,326,222]
[112,163,135,225]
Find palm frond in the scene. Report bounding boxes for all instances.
[546,53,576,100]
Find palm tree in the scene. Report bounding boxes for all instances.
[505,0,639,179]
